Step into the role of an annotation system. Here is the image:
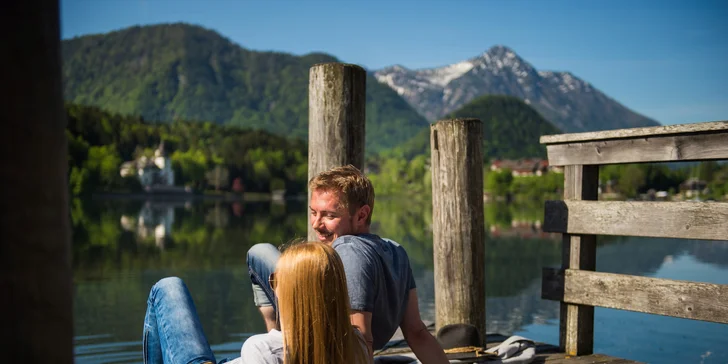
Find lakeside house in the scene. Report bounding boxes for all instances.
[119,143,189,193]
[489,159,562,177]
[680,177,708,198]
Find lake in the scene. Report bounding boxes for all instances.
[72,197,728,363]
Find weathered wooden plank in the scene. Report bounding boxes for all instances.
[544,200,728,241]
[430,118,486,344]
[559,165,598,356]
[546,131,728,166]
[541,120,728,144]
[544,353,627,363]
[542,269,728,324]
[2,1,73,362]
[307,63,366,241]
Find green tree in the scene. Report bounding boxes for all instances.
[206,165,230,191]
[69,166,91,196]
[171,148,208,188]
[618,164,647,198]
[484,169,513,197]
[86,145,122,188]
[695,161,721,182]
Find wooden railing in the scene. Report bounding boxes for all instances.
[539,121,728,357]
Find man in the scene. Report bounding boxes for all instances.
[246,165,448,363]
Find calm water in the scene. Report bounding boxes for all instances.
[72,197,728,363]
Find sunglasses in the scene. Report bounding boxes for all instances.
[268,272,277,290]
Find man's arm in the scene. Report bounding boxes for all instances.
[258,306,278,332]
[350,310,374,358]
[400,288,449,364]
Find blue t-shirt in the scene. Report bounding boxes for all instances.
[332,234,417,350]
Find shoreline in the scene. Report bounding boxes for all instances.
[91,191,306,202]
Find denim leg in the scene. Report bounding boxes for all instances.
[143,277,216,364]
[246,243,281,312]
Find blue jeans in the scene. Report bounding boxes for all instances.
[246,243,281,312]
[143,277,234,364]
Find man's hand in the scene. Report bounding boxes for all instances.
[350,310,374,358]
[400,289,449,364]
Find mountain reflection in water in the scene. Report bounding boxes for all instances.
[71,198,728,363]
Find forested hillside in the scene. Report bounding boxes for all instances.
[66,103,308,195]
[367,95,561,195]
[379,95,560,161]
[62,23,429,153]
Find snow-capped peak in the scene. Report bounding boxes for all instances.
[538,71,593,93]
[372,45,659,132]
[421,60,475,87]
[381,64,409,73]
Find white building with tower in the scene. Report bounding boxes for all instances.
[120,143,178,191]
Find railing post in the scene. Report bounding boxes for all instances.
[430,118,486,344]
[307,63,366,241]
[1,0,73,361]
[560,165,598,356]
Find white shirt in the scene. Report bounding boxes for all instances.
[232,328,371,364]
[238,329,284,364]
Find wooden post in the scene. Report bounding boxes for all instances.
[559,165,598,356]
[430,118,486,343]
[307,63,366,241]
[1,0,73,362]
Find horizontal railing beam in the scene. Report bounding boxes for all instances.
[540,120,728,144]
[543,200,728,241]
[544,131,728,166]
[542,268,728,324]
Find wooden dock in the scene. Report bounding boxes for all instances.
[375,329,643,363]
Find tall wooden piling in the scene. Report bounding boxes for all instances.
[1,0,73,361]
[307,63,366,241]
[430,118,486,342]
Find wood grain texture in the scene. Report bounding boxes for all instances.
[546,132,728,166]
[430,118,486,343]
[1,0,73,361]
[540,120,728,144]
[543,353,636,363]
[307,63,366,241]
[559,165,598,356]
[543,269,728,324]
[544,200,728,241]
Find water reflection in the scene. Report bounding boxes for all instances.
[71,197,728,363]
[120,201,178,248]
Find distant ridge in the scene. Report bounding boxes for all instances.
[375,45,660,133]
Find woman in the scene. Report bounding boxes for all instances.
[142,242,370,364]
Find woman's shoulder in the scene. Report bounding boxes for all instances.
[239,330,284,364]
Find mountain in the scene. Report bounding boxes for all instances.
[374,45,660,133]
[61,23,429,154]
[381,95,560,161]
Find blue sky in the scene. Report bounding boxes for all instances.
[61,0,728,126]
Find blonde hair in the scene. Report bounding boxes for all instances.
[276,242,369,364]
[308,165,375,224]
